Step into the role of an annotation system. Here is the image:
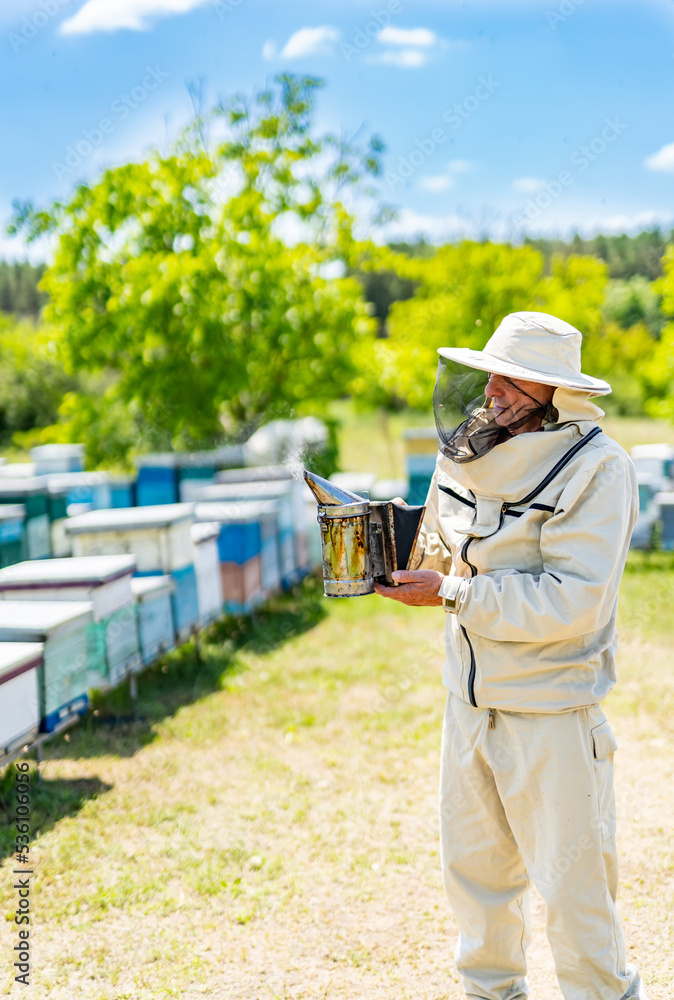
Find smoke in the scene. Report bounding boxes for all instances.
[283,444,307,481]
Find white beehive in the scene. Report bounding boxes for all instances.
[0,556,140,688]
[131,575,176,664]
[190,522,223,625]
[630,444,674,491]
[0,643,43,755]
[0,602,92,732]
[64,504,196,572]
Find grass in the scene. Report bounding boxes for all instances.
[0,566,672,998]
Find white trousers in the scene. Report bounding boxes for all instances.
[439,692,647,1000]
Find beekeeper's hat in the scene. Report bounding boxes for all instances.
[438,311,611,395]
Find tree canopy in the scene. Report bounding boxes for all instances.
[13,75,381,466]
[352,242,610,410]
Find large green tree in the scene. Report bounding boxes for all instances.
[12,75,380,467]
[353,242,610,410]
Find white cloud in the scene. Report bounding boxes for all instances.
[508,207,674,240]
[280,25,340,59]
[448,159,472,174]
[380,208,471,243]
[377,26,437,47]
[373,48,429,68]
[261,39,277,61]
[512,176,546,194]
[643,143,674,173]
[60,0,209,34]
[593,211,669,234]
[420,175,454,192]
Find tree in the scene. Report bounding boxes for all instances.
[643,245,674,421]
[0,316,78,446]
[356,243,609,410]
[0,261,47,318]
[11,75,380,467]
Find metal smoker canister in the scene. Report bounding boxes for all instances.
[317,499,373,597]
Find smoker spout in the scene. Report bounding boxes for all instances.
[303,469,365,506]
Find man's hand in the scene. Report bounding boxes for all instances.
[374,569,444,607]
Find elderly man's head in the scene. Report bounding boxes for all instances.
[485,373,556,436]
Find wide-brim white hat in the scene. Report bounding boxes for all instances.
[438,311,611,396]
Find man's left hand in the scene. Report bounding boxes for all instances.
[374,569,444,606]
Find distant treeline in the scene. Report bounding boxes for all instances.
[390,227,672,281]
[1,228,670,322]
[524,228,672,281]
[0,261,47,318]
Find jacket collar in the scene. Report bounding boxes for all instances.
[440,388,604,504]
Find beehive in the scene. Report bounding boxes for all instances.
[0,602,92,732]
[130,575,176,665]
[0,555,141,689]
[0,643,43,755]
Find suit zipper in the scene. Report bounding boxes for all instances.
[459,429,602,719]
[460,625,478,708]
[461,537,477,577]
[460,538,478,706]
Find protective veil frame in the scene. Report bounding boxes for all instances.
[433,358,559,463]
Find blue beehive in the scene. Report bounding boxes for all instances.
[403,428,438,506]
[197,482,298,587]
[134,454,179,506]
[45,472,113,510]
[655,492,674,551]
[0,479,51,560]
[196,495,283,592]
[214,466,312,577]
[176,452,218,502]
[0,504,26,568]
[164,563,200,639]
[194,500,280,612]
[109,475,136,508]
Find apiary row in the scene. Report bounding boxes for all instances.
[0,469,325,762]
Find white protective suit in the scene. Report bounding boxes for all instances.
[411,387,646,1000]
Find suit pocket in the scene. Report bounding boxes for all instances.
[589,712,618,838]
[591,718,618,760]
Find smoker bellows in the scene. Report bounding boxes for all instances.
[303,470,425,598]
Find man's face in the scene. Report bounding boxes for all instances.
[485,373,556,435]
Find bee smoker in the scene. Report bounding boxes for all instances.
[304,470,426,598]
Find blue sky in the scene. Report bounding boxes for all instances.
[2,0,674,259]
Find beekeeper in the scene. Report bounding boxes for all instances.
[375,312,647,1000]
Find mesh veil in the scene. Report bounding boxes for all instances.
[433,358,559,463]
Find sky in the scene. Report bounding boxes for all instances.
[2,0,674,259]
